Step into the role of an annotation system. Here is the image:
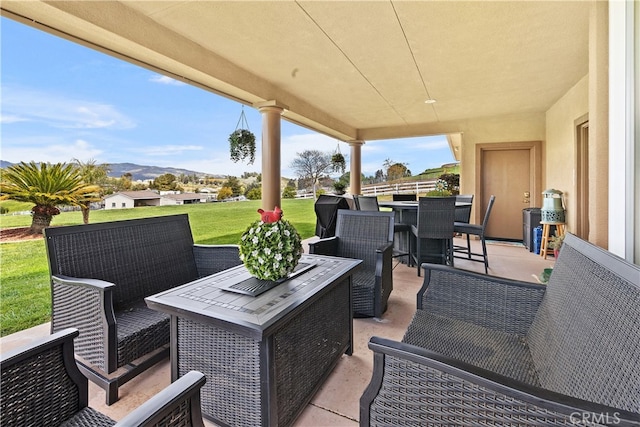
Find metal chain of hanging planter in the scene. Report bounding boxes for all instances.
[229,106,256,164]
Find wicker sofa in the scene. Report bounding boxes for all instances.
[360,233,640,426]
[44,214,241,405]
[1,328,206,426]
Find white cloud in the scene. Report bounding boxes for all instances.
[132,145,204,156]
[0,114,29,124]
[149,75,186,86]
[1,85,136,130]
[1,139,103,164]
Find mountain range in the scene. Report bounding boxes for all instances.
[0,161,224,181]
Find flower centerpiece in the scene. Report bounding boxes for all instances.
[239,207,303,281]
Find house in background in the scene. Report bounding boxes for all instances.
[160,193,208,205]
[104,190,206,209]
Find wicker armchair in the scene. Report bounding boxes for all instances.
[360,233,640,426]
[44,214,241,405]
[0,328,206,427]
[308,210,395,318]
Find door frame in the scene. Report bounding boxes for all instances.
[575,114,589,240]
[474,141,543,226]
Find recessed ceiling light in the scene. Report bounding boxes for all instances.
[424,99,437,104]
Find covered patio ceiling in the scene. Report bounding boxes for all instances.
[1,1,589,146]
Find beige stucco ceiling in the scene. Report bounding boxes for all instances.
[1,0,590,142]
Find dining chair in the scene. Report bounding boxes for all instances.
[353,195,411,266]
[410,197,456,276]
[454,194,474,223]
[392,193,417,202]
[353,195,380,211]
[453,195,496,274]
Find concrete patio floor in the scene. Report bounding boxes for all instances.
[0,236,554,426]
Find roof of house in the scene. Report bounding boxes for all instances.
[162,193,205,201]
[104,190,161,200]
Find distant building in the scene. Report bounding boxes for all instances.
[104,190,206,209]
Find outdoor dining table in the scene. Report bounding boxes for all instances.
[377,200,472,264]
[145,253,361,427]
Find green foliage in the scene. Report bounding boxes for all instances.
[425,190,452,197]
[0,200,33,214]
[331,153,346,173]
[151,173,182,191]
[0,199,317,336]
[0,161,101,233]
[223,176,243,196]
[387,163,409,181]
[217,186,233,200]
[229,129,256,164]
[332,181,346,195]
[438,173,460,192]
[282,186,297,199]
[239,219,302,281]
[246,187,261,200]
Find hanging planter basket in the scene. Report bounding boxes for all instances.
[331,145,346,173]
[229,107,256,165]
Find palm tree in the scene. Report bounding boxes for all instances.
[72,158,110,224]
[0,161,101,234]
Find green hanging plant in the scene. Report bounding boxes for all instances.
[229,107,256,164]
[229,129,256,164]
[331,151,346,174]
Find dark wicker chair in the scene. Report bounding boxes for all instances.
[353,195,411,266]
[454,195,495,273]
[392,193,416,202]
[308,210,394,318]
[410,197,456,276]
[0,328,206,427]
[454,194,474,223]
[360,233,640,426]
[43,214,241,405]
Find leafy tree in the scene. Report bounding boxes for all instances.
[282,186,297,199]
[120,172,133,190]
[246,187,261,200]
[290,150,332,199]
[387,163,410,181]
[0,161,100,234]
[151,173,182,191]
[217,186,233,200]
[374,169,385,183]
[72,158,110,224]
[223,176,243,197]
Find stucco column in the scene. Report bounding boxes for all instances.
[256,101,287,211]
[348,140,365,195]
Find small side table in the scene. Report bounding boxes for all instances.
[540,221,565,259]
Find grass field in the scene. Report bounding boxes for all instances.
[0,199,317,336]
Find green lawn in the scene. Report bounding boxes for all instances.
[0,199,317,336]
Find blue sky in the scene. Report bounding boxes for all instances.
[0,17,455,179]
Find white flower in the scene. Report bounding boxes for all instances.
[239,218,302,281]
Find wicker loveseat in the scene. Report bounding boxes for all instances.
[360,233,640,426]
[44,214,241,405]
[1,328,206,426]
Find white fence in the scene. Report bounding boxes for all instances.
[361,179,437,197]
[293,179,438,199]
